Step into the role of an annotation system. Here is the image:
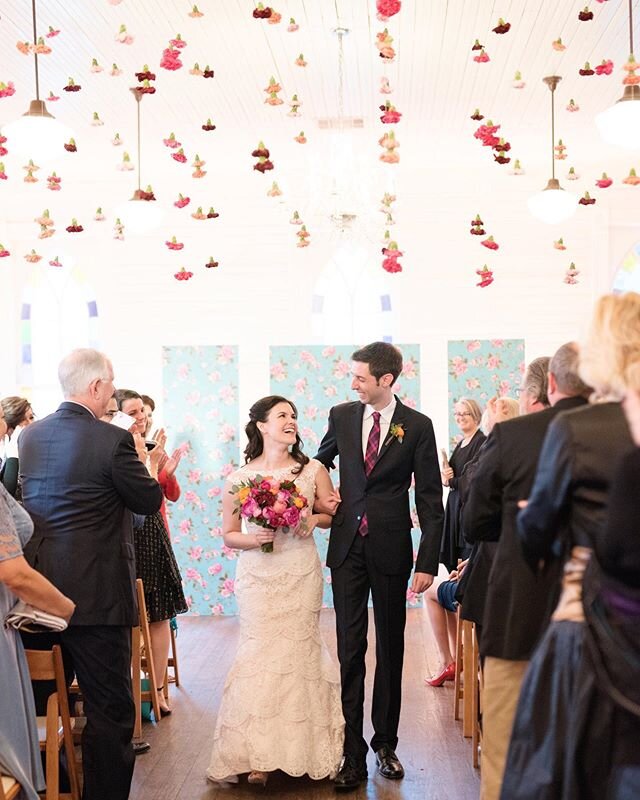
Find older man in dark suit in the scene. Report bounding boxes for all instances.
[463,344,590,800]
[20,349,163,800]
[316,342,443,790]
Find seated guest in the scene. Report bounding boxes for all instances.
[439,398,485,572]
[1,396,35,498]
[0,405,75,800]
[463,348,590,800]
[502,295,639,800]
[19,349,163,800]
[115,390,186,717]
[423,559,468,686]
[141,394,155,439]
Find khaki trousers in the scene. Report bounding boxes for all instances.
[480,656,529,800]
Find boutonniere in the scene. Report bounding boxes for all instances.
[389,423,405,443]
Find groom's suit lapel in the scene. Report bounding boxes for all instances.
[369,397,405,476]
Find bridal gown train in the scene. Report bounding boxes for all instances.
[206,459,345,783]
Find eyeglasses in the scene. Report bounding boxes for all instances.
[453,412,472,418]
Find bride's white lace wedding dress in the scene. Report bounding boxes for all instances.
[206,459,344,783]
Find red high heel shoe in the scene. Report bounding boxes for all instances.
[424,662,456,687]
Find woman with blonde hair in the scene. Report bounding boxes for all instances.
[501,293,640,800]
[439,397,485,574]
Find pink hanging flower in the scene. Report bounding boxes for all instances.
[0,244,11,257]
[46,26,60,38]
[192,154,206,178]
[174,193,190,208]
[596,173,613,188]
[172,148,187,163]
[566,99,579,112]
[287,18,299,31]
[294,131,307,143]
[380,102,402,123]
[115,24,134,45]
[188,6,204,18]
[117,152,134,171]
[47,91,59,102]
[32,38,51,55]
[476,265,494,287]
[0,82,16,98]
[25,250,42,263]
[375,29,395,61]
[174,267,193,281]
[552,37,566,51]
[0,163,7,180]
[564,263,580,284]
[16,41,30,54]
[376,0,401,21]
[266,181,282,197]
[623,168,640,186]
[24,169,38,184]
[163,133,181,148]
[508,159,525,175]
[473,49,490,63]
[267,11,282,24]
[110,63,122,76]
[170,33,187,48]
[189,63,203,76]
[191,206,207,220]
[94,207,106,221]
[595,59,614,75]
[294,53,307,67]
[380,76,392,94]
[90,58,103,73]
[512,71,525,89]
[38,225,54,239]
[554,238,567,250]
[160,47,183,70]
[481,236,499,250]
[166,237,184,250]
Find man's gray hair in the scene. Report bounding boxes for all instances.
[524,357,551,407]
[58,349,111,398]
[550,342,592,397]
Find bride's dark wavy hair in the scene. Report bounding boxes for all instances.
[244,395,309,475]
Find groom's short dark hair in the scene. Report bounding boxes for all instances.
[351,342,403,383]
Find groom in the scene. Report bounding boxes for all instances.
[316,342,443,790]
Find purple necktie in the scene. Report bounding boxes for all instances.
[359,411,381,537]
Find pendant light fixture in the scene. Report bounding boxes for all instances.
[596,0,640,150]
[114,88,164,234]
[1,0,73,162]
[528,76,578,225]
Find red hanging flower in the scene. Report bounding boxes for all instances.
[379,102,402,123]
[471,39,483,51]
[64,138,77,152]
[470,108,484,121]
[376,0,401,20]
[172,148,187,163]
[202,118,216,131]
[473,49,490,63]
[206,257,219,268]
[63,77,81,92]
[492,18,511,34]
[596,173,613,188]
[594,59,614,76]
[166,237,185,250]
[66,218,84,233]
[0,244,10,257]
[578,7,593,21]
[136,65,156,81]
[253,4,273,18]
[579,62,595,76]
[203,66,214,78]
[476,265,494,287]
[174,267,193,280]
[579,191,596,205]
[253,159,274,173]
[137,80,155,94]
[174,193,190,208]
[251,143,270,158]
[207,208,219,219]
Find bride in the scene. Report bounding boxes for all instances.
[206,395,345,786]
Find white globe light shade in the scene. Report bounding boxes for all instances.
[527,180,578,225]
[115,196,165,234]
[1,101,74,163]
[595,92,640,150]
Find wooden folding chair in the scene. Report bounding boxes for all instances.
[471,623,483,768]
[0,775,21,800]
[160,619,181,702]
[452,608,474,737]
[24,645,81,800]
[453,608,464,721]
[132,578,161,738]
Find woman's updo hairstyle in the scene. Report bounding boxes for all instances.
[244,395,309,475]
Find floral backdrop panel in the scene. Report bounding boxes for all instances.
[163,346,240,616]
[270,345,423,608]
[447,339,525,448]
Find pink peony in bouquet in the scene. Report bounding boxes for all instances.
[232,475,309,552]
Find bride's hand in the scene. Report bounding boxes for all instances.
[254,528,275,547]
[294,514,319,538]
[315,489,341,516]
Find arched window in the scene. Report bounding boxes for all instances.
[311,240,394,343]
[19,259,100,411]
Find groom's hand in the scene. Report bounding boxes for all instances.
[411,571,433,594]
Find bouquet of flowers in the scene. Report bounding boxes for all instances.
[232,475,309,552]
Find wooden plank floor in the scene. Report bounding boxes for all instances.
[130,608,480,800]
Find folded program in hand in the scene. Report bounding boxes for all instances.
[5,599,68,634]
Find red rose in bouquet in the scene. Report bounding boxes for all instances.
[233,476,309,553]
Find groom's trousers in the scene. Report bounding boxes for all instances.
[331,533,410,763]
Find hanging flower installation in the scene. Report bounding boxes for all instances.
[94,207,106,221]
[595,59,614,76]
[470,215,485,235]
[163,132,180,148]
[252,142,273,172]
[377,0,401,21]
[252,4,273,19]
[0,244,10,257]
[174,193,190,208]
[382,242,403,273]
[115,24,134,45]
[481,236,499,250]
[288,18,299,32]
[202,118,216,131]
[492,18,511,34]
[63,77,81,92]
[380,101,402,123]
[64,138,77,152]
[192,154,206,178]
[623,168,640,185]
[375,29,395,61]
[566,99,580,112]
[579,62,595,76]
[564,263,580,284]
[294,131,306,143]
[0,82,16,98]
[90,58,103,73]
[296,226,311,248]
[578,7,594,21]
[596,173,613,188]
[166,236,184,250]
[554,238,567,250]
[473,48,490,63]
[66,218,84,233]
[174,267,193,281]
[552,37,566,51]
[512,71,525,89]
[579,191,596,205]
[205,257,219,268]
[189,6,204,18]
[476,265,494,287]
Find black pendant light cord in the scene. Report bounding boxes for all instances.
[32,0,40,100]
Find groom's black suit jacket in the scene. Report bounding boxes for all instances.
[316,398,443,576]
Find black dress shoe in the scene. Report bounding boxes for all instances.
[375,745,404,779]
[334,755,368,791]
[133,741,151,755]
